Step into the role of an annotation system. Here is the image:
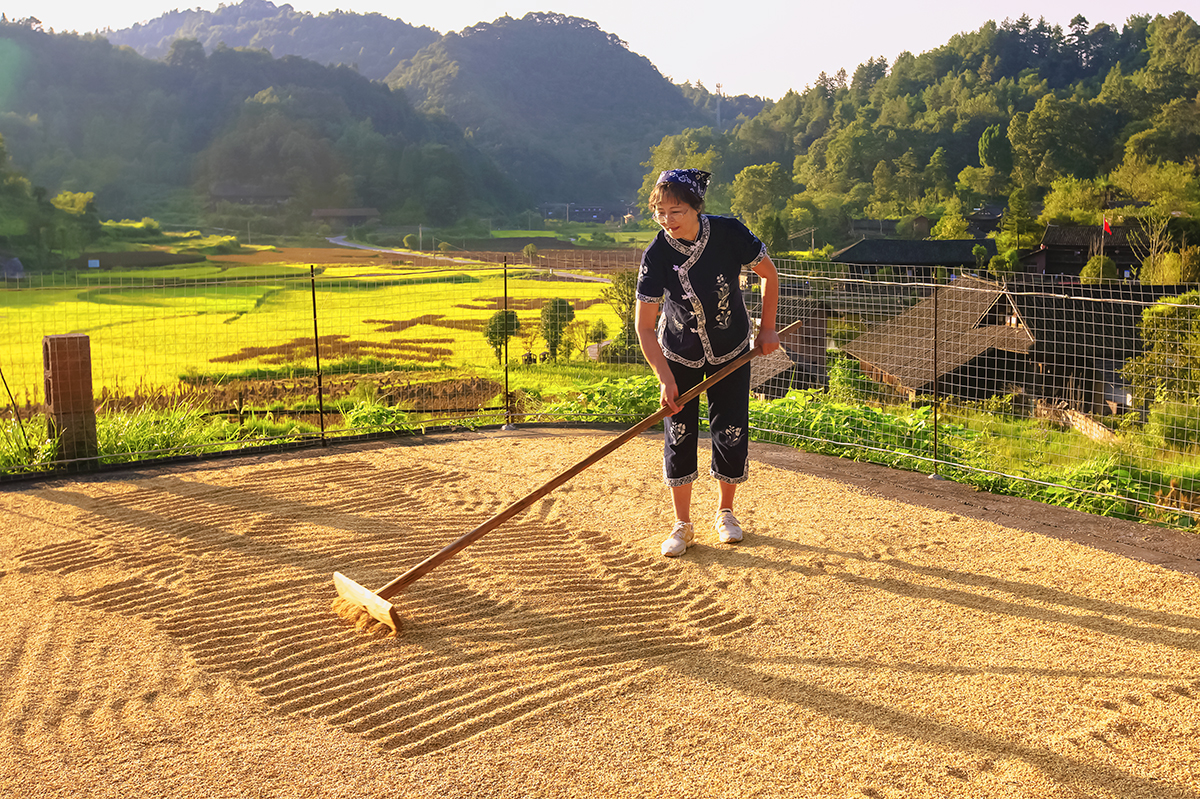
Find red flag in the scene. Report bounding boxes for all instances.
[1103,217,1112,235]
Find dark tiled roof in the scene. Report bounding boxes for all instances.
[1007,281,1194,364]
[830,239,996,266]
[1040,224,1133,248]
[843,276,1033,393]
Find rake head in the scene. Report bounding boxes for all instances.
[332,572,402,632]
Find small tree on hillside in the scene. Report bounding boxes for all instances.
[523,243,539,264]
[484,310,521,363]
[540,298,575,360]
[759,212,789,254]
[931,197,970,239]
[999,187,1042,250]
[403,233,417,249]
[731,162,790,231]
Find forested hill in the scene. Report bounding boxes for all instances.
[386,13,713,206]
[0,21,522,222]
[103,0,439,81]
[101,4,765,206]
[642,11,1200,251]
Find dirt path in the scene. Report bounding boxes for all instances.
[1,430,1198,798]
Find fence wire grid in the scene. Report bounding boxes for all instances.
[3,249,1200,530]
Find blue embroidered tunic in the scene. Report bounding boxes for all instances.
[636,215,767,368]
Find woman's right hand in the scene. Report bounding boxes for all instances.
[659,375,681,414]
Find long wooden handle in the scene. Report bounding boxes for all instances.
[374,320,802,599]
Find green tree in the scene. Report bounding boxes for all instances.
[588,319,609,344]
[759,211,789,254]
[639,127,727,210]
[972,244,989,270]
[731,162,791,230]
[600,269,640,359]
[988,254,1015,281]
[1122,290,1200,406]
[1039,177,1103,226]
[924,146,954,200]
[484,309,521,363]
[870,160,895,206]
[998,187,1042,250]
[931,197,970,239]
[165,38,206,70]
[1080,254,1118,284]
[1141,246,1200,284]
[403,233,417,248]
[893,148,922,206]
[539,297,575,360]
[978,124,1013,174]
[522,243,539,263]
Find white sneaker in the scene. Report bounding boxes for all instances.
[715,509,743,544]
[661,520,695,557]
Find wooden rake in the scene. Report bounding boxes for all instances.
[333,320,802,632]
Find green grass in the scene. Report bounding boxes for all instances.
[544,376,1200,530]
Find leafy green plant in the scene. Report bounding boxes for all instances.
[343,401,412,433]
[544,374,661,421]
[826,353,878,404]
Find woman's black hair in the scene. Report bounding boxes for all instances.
[649,181,705,214]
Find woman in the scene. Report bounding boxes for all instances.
[634,168,780,557]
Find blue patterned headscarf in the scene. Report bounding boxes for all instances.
[656,169,712,199]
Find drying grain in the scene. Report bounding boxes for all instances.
[1,430,1198,798]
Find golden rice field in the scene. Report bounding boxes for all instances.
[0,250,623,406]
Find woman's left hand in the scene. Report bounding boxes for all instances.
[756,327,781,355]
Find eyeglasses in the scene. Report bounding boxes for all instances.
[652,209,691,223]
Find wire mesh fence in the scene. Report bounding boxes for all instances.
[3,249,1200,530]
[750,261,1200,529]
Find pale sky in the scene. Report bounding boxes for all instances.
[9,1,1192,100]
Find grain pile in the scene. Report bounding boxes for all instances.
[1,430,1199,798]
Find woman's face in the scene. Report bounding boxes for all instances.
[652,199,700,240]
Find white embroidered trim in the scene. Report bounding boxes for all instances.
[712,465,749,484]
[665,470,699,487]
[746,243,767,270]
[656,215,751,369]
[636,292,663,304]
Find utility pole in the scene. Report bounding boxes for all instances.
[715,83,722,130]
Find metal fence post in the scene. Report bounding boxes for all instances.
[930,283,941,479]
[502,257,516,430]
[310,265,327,444]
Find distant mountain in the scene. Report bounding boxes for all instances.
[0,21,522,222]
[386,13,709,206]
[103,4,766,206]
[104,0,438,80]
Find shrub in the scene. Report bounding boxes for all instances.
[1146,401,1200,452]
[1080,254,1118,284]
[827,353,877,404]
